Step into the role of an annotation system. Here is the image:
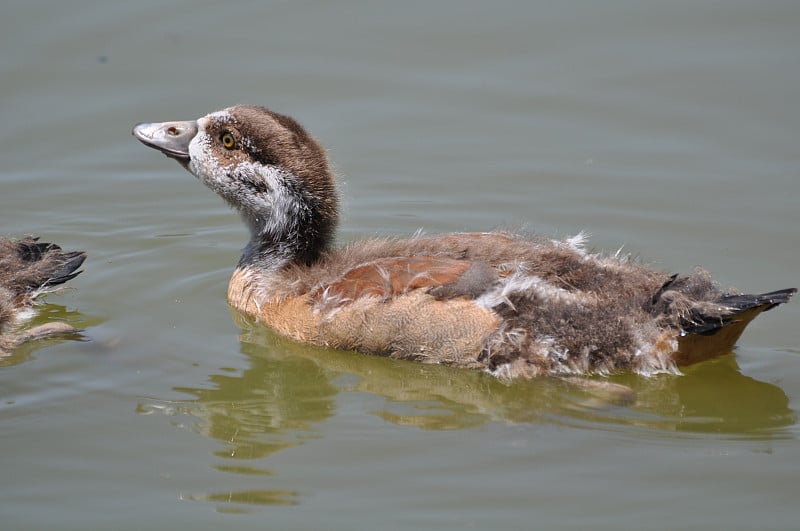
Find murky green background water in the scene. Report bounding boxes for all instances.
[2,1,799,529]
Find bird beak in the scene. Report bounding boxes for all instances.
[132,120,198,164]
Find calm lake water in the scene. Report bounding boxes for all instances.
[2,1,799,529]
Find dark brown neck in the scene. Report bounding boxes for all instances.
[236,175,338,271]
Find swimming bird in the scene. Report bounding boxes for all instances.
[132,105,795,379]
[0,237,86,353]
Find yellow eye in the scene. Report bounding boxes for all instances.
[220,132,236,149]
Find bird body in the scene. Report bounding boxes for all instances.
[0,237,86,352]
[133,105,794,379]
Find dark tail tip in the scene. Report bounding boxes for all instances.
[681,288,795,337]
[12,237,88,291]
[718,288,797,314]
[675,287,795,365]
[44,251,88,288]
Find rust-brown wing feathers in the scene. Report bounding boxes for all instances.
[311,256,478,302]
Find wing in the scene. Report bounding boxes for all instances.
[310,255,499,305]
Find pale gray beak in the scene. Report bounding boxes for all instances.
[132,120,198,163]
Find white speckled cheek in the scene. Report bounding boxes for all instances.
[188,117,221,184]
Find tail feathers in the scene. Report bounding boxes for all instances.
[684,288,797,336]
[41,250,88,289]
[716,288,797,313]
[0,237,87,353]
[16,240,52,262]
[674,288,796,366]
[2,238,87,295]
